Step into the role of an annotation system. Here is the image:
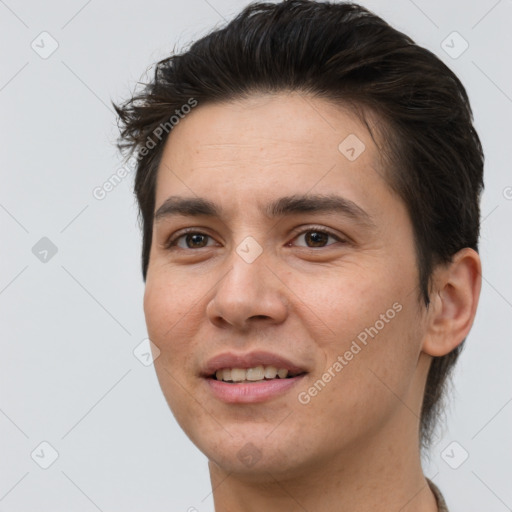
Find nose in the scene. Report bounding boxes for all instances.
[206,248,289,331]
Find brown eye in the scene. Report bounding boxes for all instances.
[304,231,329,247]
[183,233,209,248]
[293,228,343,248]
[165,231,216,250]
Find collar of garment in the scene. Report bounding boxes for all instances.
[426,478,449,512]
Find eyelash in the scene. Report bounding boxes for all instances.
[164,225,347,250]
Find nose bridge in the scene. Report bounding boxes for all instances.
[223,238,271,301]
[207,236,288,328]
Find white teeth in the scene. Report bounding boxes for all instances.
[277,368,288,379]
[246,366,264,381]
[231,368,246,382]
[264,365,278,379]
[214,365,295,382]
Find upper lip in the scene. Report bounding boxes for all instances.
[202,351,308,377]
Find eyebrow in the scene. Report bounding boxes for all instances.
[154,193,375,228]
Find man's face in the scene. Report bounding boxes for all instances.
[144,92,431,477]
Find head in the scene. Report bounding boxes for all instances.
[114,0,483,469]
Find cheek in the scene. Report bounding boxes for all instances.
[143,283,171,342]
[143,274,201,365]
[291,264,397,344]
[297,265,421,422]
[314,304,421,421]
[143,278,201,418]
[144,268,196,330]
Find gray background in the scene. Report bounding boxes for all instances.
[1,0,511,510]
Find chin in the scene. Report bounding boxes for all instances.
[198,429,311,479]
[208,449,304,481]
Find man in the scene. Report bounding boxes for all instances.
[114,1,483,510]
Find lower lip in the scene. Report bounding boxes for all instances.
[205,375,307,403]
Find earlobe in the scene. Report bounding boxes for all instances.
[422,248,482,357]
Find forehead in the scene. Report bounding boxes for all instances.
[159,92,378,160]
[154,92,392,218]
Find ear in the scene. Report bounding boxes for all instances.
[422,248,482,357]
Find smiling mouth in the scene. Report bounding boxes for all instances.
[210,365,307,383]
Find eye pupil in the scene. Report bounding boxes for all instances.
[187,233,208,248]
[306,231,328,247]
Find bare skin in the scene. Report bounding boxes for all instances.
[143,91,481,511]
